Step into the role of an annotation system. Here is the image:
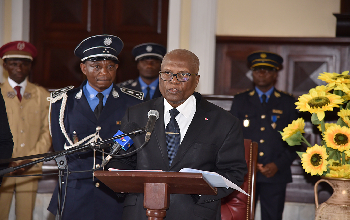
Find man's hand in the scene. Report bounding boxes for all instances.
[8,160,33,175]
[257,162,278,178]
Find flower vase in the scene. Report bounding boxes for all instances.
[314,177,350,219]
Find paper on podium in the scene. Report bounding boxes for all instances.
[179,168,249,196]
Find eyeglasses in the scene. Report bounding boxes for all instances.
[159,71,198,82]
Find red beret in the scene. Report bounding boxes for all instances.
[0,41,37,61]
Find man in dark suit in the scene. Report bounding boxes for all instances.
[118,43,166,101]
[47,35,143,220]
[230,51,298,220]
[109,49,247,220]
[0,89,13,187]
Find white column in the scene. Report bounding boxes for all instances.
[11,0,30,41]
[167,0,182,51]
[189,0,217,94]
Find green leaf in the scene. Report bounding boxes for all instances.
[337,118,348,127]
[346,102,350,109]
[311,113,321,125]
[285,131,303,146]
[297,151,305,159]
[334,90,344,97]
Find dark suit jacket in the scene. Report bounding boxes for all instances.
[111,92,247,220]
[47,81,142,220]
[0,88,13,186]
[117,78,162,101]
[230,88,298,183]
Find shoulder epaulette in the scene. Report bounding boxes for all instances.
[51,86,74,99]
[120,87,144,100]
[117,79,134,87]
[276,89,295,97]
[234,89,251,96]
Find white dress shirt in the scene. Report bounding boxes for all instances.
[164,95,196,143]
[8,77,27,97]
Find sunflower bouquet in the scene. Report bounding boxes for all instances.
[280,71,350,178]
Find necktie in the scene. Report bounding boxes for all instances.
[14,86,22,102]
[144,87,151,101]
[94,93,104,119]
[166,108,180,166]
[261,94,267,106]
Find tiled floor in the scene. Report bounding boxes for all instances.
[8,194,316,220]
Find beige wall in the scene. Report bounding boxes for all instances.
[178,0,341,49]
[216,0,341,37]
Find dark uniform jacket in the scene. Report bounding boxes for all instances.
[0,88,13,186]
[110,92,247,220]
[47,80,142,220]
[117,78,162,101]
[230,88,298,183]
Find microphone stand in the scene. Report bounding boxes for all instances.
[0,128,145,220]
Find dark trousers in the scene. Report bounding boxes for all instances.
[255,182,287,220]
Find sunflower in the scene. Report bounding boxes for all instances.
[301,144,328,176]
[333,83,350,101]
[325,164,350,178]
[324,124,350,152]
[338,109,350,127]
[295,85,343,121]
[318,71,350,89]
[317,123,336,133]
[281,118,305,141]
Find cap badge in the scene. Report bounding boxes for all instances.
[146,45,153,52]
[260,53,267,59]
[17,42,25,50]
[104,37,112,46]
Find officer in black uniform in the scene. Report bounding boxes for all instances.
[47,35,143,220]
[118,43,166,101]
[230,51,298,220]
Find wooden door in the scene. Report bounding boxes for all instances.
[30,0,168,89]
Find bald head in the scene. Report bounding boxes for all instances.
[161,49,200,74]
[159,49,200,108]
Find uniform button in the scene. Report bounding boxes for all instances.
[95,182,100,188]
[20,130,24,133]
[259,152,264,156]
[20,105,23,109]
[260,139,264,143]
[261,115,266,119]
[21,143,25,147]
[261,127,265,131]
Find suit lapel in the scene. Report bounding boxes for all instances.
[152,98,169,168]
[74,86,97,124]
[170,95,209,168]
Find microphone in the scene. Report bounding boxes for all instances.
[101,130,134,167]
[145,110,159,142]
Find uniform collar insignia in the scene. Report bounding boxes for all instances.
[120,87,144,100]
[75,89,82,99]
[23,92,31,99]
[112,88,119,98]
[7,91,16,99]
[131,81,137,87]
[274,91,281,98]
[249,90,255,96]
[272,109,283,114]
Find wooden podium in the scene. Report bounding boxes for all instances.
[94,170,217,220]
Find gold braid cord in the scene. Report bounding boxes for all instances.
[47,89,102,150]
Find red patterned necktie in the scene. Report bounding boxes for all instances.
[14,86,22,101]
